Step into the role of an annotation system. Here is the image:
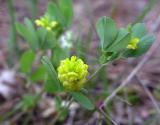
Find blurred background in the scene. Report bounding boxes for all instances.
[0,0,160,125]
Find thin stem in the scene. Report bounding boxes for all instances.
[0,109,17,122]
[96,107,118,125]
[27,0,38,20]
[23,111,33,125]
[136,75,160,114]
[49,97,73,125]
[7,0,19,66]
[0,102,22,123]
[81,0,96,50]
[133,0,156,24]
[87,63,108,82]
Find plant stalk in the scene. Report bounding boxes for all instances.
[133,0,156,24]
[7,0,19,66]
[87,63,108,82]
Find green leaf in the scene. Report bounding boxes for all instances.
[36,27,47,47]
[44,75,62,93]
[41,56,61,91]
[16,21,38,51]
[47,2,64,25]
[37,28,57,49]
[76,40,83,57]
[37,27,47,46]
[51,47,69,67]
[20,50,35,73]
[58,0,73,28]
[59,109,68,121]
[123,34,155,57]
[31,65,46,82]
[132,23,146,38]
[96,17,118,50]
[71,92,94,110]
[54,96,62,109]
[16,23,34,50]
[24,18,39,48]
[15,23,28,36]
[21,94,36,111]
[43,31,57,49]
[107,28,131,52]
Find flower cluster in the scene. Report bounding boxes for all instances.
[35,15,58,31]
[127,38,140,50]
[57,56,88,91]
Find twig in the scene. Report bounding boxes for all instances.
[97,107,119,125]
[115,95,131,106]
[85,92,118,125]
[136,75,160,114]
[133,0,156,24]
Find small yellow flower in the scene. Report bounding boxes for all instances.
[51,21,58,27]
[35,15,58,31]
[127,38,140,49]
[35,20,42,26]
[57,56,89,91]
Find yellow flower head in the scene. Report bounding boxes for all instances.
[57,56,89,91]
[35,15,58,31]
[127,38,140,50]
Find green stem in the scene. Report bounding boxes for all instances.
[133,0,156,24]
[0,102,22,122]
[27,0,38,20]
[96,107,118,125]
[7,0,19,66]
[23,111,33,125]
[49,97,73,125]
[0,110,16,122]
[87,63,108,82]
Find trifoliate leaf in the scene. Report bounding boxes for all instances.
[58,0,73,28]
[41,56,61,91]
[20,50,35,73]
[96,17,118,51]
[132,23,146,38]
[123,34,155,57]
[31,65,46,82]
[107,28,131,52]
[71,92,94,110]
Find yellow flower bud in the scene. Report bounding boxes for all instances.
[35,20,42,26]
[35,15,58,31]
[57,56,89,91]
[127,38,140,49]
[46,27,51,31]
[51,21,58,28]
